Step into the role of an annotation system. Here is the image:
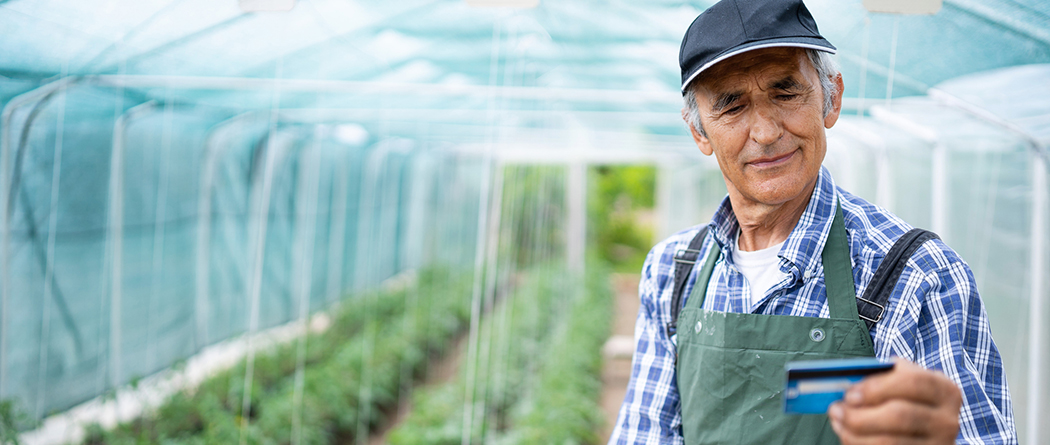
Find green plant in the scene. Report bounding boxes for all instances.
[86,267,474,445]
[511,259,614,444]
[499,165,568,269]
[387,264,578,444]
[74,260,613,445]
[589,165,656,272]
[0,399,31,445]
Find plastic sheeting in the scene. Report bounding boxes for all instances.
[1,0,1049,442]
[0,82,486,422]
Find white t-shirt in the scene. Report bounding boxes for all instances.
[732,235,787,311]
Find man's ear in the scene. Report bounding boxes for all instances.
[682,109,714,156]
[823,73,845,129]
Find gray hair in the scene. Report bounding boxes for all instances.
[683,48,840,138]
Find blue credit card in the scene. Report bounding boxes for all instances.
[783,358,894,414]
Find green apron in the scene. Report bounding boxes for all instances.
[676,204,875,444]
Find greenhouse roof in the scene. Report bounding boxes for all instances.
[2,0,1049,124]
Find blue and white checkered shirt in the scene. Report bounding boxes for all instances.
[609,167,1016,444]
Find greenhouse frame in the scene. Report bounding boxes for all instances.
[1,0,1049,443]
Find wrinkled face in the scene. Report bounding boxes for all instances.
[689,47,841,208]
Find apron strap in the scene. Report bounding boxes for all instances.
[680,201,869,323]
[856,228,940,329]
[667,226,710,339]
[689,234,722,309]
[820,202,860,320]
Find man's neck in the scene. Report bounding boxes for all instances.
[729,180,816,252]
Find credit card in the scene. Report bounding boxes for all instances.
[783,358,894,414]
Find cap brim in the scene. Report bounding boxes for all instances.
[681,38,836,93]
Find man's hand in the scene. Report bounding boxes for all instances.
[828,358,962,444]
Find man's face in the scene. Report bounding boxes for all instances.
[687,47,842,208]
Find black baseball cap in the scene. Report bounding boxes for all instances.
[679,0,835,93]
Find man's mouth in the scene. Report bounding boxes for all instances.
[748,149,797,168]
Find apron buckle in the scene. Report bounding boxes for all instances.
[856,296,886,323]
[674,248,702,265]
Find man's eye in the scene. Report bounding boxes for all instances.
[725,105,744,114]
[777,94,798,100]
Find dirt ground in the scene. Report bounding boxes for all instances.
[368,272,641,445]
[367,332,467,445]
[598,272,641,443]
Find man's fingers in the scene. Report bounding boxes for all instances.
[830,399,956,438]
[831,415,926,445]
[846,359,962,409]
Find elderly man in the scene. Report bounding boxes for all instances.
[609,0,1016,443]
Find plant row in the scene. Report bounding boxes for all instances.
[82,268,474,445]
[508,260,613,444]
[387,259,613,444]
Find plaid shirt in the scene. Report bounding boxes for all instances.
[610,167,1016,444]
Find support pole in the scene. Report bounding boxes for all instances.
[35,80,70,420]
[470,159,504,441]
[108,101,157,389]
[875,146,894,212]
[325,148,350,304]
[931,142,949,239]
[194,112,254,350]
[194,134,217,350]
[353,142,409,289]
[462,19,502,444]
[567,161,586,273]
[291,129,322,445]
[0,77,77,398]
[146,98,175,372]
[1028,157,1047,443]
[655,161,674,241]
[239,75,286,445]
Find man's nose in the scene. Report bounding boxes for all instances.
[749,104,783,146]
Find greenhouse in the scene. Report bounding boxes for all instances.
[0,0,1048,443]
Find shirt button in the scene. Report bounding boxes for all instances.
[803,270,813,281]
[694,320,703,333]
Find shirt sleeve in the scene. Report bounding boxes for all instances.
[607,247,684,445]
[872,238,1017,445]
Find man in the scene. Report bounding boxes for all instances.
[609,0,1016,443]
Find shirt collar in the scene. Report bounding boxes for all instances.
[708,166,838,282]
